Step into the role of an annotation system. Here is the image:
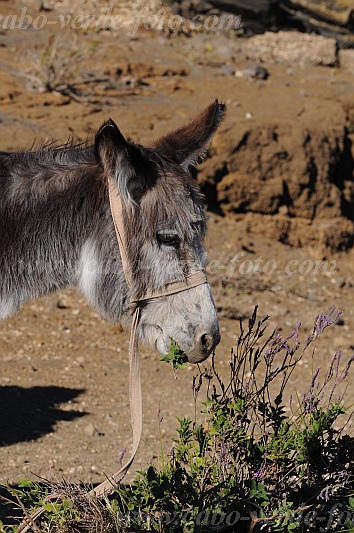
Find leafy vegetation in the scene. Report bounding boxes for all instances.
[2,307,354,532]
[160,340,189,370]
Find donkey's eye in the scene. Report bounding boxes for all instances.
[156,231,180,247]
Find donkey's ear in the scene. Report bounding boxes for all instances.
[95,119,137,203]
[153,100,226,171]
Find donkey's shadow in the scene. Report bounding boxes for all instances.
[0,385,87,446]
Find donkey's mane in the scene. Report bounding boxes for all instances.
[0,138,96,168]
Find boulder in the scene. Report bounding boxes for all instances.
[199,121,354,252]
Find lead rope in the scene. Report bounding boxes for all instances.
[90,305,142,497]
[88,180,143,496]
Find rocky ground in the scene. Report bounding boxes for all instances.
[0,0,354,514]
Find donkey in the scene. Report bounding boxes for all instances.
[0,101,225,363]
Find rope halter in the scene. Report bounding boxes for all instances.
[92,178,208,496]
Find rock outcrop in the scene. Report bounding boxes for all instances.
[199,122,354,252]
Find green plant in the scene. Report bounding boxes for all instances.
[3,307,354,532]
[116,307,354,532]
[160,340,188,370]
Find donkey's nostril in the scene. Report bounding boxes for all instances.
[201,333,213,352]
[188,329,221,363]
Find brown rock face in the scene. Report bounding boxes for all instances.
[199,123,354,252]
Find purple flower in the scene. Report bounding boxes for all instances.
[341,354,354,380]
[218,437,232,476]
[265,324,301,360]
[253,464,266,480]
[119,448,127,465]
[313,307,342,336]
[311,368,320,388]
[325,350,342,387]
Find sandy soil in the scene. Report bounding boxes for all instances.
[0,0,354,508]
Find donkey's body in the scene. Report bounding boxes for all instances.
[0,146,126,321]
[0,101,225,362]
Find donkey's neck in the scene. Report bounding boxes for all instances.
[0,147,127,322]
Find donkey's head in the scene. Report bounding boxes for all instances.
[95,101,225,363]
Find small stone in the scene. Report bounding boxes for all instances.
[84,422,98,437]
[221,65,235,76]
[121,76,137,87]
[57,296,71,309]
[336,277,346,288]
[242,61,269,80]
[278,205,289,216]
[245,112,253,120]
[300,89,310,97]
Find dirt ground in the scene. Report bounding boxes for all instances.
[1,0,354,503]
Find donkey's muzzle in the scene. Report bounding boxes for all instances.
[188,327,221,364]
